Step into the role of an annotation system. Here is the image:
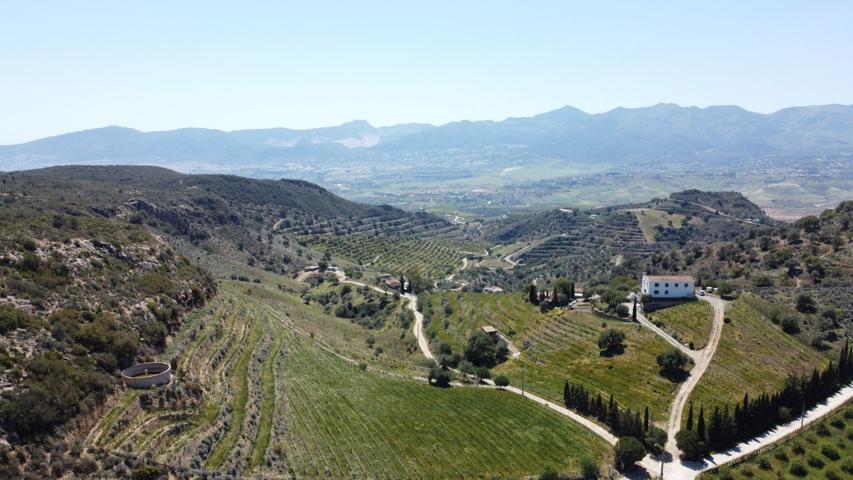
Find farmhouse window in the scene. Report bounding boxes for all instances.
[654,290,659,295]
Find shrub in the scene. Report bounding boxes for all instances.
[579,455,599,479]
[657,348,689,372]
[539,466,559,480]
[781,315,801,334]
[789,460,808,477]
[675,429,706,460]
[807,455,825,469]
[615,304,630,317]
[796,294,817,313]
[613,437,645,471]
[758,457,771,469]
[825,469,842,480]
[597,329,626,355]
[0,306,37,334]
[428,367,452,388]
[791,441,805,454]
[821,445,840,461]
[493,375,510,389]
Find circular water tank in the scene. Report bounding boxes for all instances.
[121,362,172,388]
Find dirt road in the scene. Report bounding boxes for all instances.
[664,294,726,456]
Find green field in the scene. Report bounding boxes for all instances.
[648,300,714,349]
[88,282,611,478]
[688,296,829,415]
[495,312,681,423]
[422,291,546,353]
[701,403,853,480]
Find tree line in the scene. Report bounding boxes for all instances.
[677,339,853,459]
[563,380,669,471]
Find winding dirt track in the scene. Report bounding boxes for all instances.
[663,295,726,455]
[325,267,851,479]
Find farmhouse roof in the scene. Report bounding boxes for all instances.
[481,325,497,334]
[643,274,694,282]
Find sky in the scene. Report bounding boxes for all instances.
[1,1,852,144]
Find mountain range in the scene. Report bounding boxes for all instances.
[2,103,853,173]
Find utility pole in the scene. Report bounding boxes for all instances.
[800,398,806,431]
[521,362,525,397]
[660,456,665,479]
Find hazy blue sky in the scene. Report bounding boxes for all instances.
[2,1,852,144]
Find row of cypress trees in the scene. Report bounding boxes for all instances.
[683,339,853,454]
[563,381,648,438]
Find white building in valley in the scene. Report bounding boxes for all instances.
[641,274,695,299]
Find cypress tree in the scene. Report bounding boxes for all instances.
[399,274,405,294]
[708,407,723,451]
[697,407,706,441]
[686,402,694,431]
[607,395,620,431]
[528,284,538,304]
[643,406,650,432]
[563,381,570,408]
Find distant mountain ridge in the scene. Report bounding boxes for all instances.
[2,103,852,172]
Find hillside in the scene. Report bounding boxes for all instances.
[639,200,853,350]
[0,166,464,278]
[459,191,772,290]
[0,204,215,449]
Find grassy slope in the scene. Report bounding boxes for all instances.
[688,296,829,414]
[648,300,714,349]
[494,312,680,423]
[274,332,609,478]
[700,403,853,480]
[90,282,611,477]
[423,292,544,353]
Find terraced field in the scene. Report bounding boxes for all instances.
[515,212,657,278]
[687,296,830,416]
[494,311,679,423]
[303,234,486,277]
[647,300,714,349]
[87,281,611,478]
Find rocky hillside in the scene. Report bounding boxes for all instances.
[0,166,456,277]
[0,207,215,454]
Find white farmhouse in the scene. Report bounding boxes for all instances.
[641,274,694,299]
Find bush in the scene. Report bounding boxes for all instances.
[579,455,599,479]
[613,437,645,471]
[807,455,825,469]
[796,294,817,314]
[825,469,842,480]
[758,457,772,470]
[789,460,808,477]
[657,348,689,372]
[675,429,706,460]
[494,375,510,389]
[821,445,840,461]
[539,466,559,480]
[428,367,452,388]
[597,329,626,355]
[615,304,630,317]
[781,315,801,334]
[0,305,37,334]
